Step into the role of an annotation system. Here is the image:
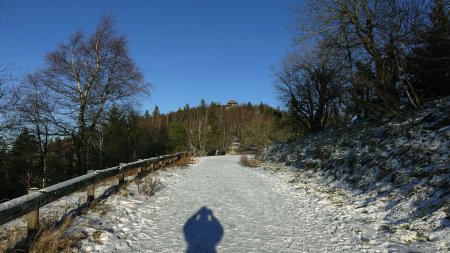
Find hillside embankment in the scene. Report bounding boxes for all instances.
[261,97,450,250]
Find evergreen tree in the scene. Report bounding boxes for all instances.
[102,105,129,167]
[407,0,450,99]
[199,99,206,109]
[0,139,10,201]
[144,110,150,119]
[126,109,142,161]
[167,122,188,152]
[152,105,160,118]
[205,102,223,152]
[3,129,39,199]
[45,137,74,184]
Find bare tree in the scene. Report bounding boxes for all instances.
[16,73,54,187]
[297,0,428,115]
[0,3,19,137]
[274,50,346,133]
[40,16,149,175]
[0,66,19,137]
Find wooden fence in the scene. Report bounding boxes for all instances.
[0,152,188,235]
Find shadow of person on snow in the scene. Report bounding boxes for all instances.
[183,206,223,253]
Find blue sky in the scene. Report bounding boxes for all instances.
[0,0,300,113]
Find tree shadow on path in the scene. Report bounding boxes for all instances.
[183,206,223,253]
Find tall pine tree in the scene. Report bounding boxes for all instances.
[407,0,450,99]
[3,129,39,198]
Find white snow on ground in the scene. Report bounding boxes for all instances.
[0,183,113,250]
[67,155,437,253]
[260,97,450,252]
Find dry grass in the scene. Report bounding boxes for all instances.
[117,181,131,197]
[0,222,27,252]
[171,155,196,168]
[240,155,260,167]
[87,198,110,216]
[1,198,110,252]
[28,214,85,253]
[137,175,161,196]
[1,213,86,253]
[1,159,183,252]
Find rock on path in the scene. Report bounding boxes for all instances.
[71,156,412,252]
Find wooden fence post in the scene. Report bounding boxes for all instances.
[26,188,39,238]
[87,170,95,202]
[119,163,125,185]
[137,159,143,177]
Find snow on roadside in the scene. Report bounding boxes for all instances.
[65,155,439,252]
[0,180,119,251]
[261,97,450,252]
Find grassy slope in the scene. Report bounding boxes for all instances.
[261,97,450,248]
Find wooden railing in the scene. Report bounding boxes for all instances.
[0,152,189,235]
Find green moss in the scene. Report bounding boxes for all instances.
[347,153,356,164]
[414,231,430,242]
[313,147,332,160]
[380,224,395,233]
[288,175,301,184]
[303,160,318,170]
[400,224,410,230]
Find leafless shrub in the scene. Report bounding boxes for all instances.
[240,155,260,168]
[171,155,196,168]
[138,175,161,196]
[88,198,110,216]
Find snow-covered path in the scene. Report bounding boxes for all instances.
[72,156,402,252]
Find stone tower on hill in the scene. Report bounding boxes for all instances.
[226,100,238,108]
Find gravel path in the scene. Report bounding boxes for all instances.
[72,156,411,252]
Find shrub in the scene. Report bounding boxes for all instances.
[172,155,196,168]
[138,175,161,196]
[29,214,85,253]
[240,155,260,168]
